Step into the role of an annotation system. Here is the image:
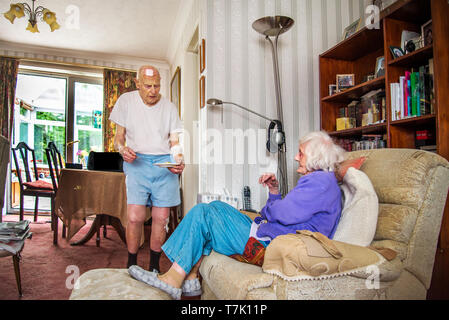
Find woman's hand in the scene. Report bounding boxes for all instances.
[258,173,280,195]
[119,146,137,163]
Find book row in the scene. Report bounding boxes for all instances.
[390,59,435,121]
[334,134,387,152]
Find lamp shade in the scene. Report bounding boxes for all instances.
[3,3,25,23]
[42,9,56,25]
[49,21,60,32]
[26,21,39,33]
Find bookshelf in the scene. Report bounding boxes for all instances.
[319,0,449,299]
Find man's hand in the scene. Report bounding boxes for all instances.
[168,163,185,175]
[119,146,137,163]
[258,173,280,195]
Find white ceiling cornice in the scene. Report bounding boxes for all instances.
[0,40,170,72]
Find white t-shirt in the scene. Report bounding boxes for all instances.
[109,91,182,155]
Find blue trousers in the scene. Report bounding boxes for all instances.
[161,201,253,274]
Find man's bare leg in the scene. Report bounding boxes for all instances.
[126,204,147,267]
[149,206,170,272]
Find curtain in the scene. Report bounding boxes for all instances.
[0,57,19,141]
[103,69,137,152]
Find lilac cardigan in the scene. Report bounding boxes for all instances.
[256,170,342,240]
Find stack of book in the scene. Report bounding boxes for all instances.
[415,129,436,152]
[334,134,387,152]
[390,59,435,121]
[0,220,32,254]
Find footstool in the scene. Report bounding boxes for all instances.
[69,269,172,300]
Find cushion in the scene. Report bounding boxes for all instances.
[23,180,54,190]
[335,157,366,182]
[70,269,172,300]
[333,167,379,246]
[262,230,384,281]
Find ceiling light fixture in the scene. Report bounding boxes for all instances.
[3,0,60,33]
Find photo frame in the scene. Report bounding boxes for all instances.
[343,18,362,39]
[199,38,206,74]
[199,75,205,108]
[389,46,404,59]
[421,19,433,46]
[375,56,385,78]
[170,66,181,117]
[329,84,337,96]
[336,74,355,92]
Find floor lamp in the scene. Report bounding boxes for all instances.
[252,15,295,197]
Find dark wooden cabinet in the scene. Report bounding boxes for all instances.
[319,0,449,299]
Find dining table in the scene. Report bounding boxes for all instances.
[54,168,151,247]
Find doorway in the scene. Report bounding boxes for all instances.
[8,66,103,214]
[181,27,200,215]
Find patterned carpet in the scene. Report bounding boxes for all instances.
[0,214,171,300]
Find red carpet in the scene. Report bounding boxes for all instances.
[0,214,171,300]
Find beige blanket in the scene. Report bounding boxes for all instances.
[263,230,395,281]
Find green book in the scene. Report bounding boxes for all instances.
[411,72,419,116]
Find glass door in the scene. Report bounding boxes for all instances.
[69,80,103,166]
[9,73,104,213]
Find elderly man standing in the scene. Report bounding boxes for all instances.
[109,65,184,272]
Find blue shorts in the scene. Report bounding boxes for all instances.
[123,153,180,208]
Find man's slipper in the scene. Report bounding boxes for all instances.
[182,278,202,297]
[128,265,182,300]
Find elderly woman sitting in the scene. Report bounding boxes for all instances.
[129,131,346,299]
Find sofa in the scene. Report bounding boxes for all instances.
[70,148,449,300]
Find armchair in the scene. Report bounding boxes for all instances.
[199,148,449,299]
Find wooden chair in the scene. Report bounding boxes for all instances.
[45,141,67,244]
[11,142,55,225]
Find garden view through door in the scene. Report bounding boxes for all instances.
[10,73,103,212]
[73,81,103,167]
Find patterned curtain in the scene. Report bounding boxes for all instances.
[0,57,19,141]
[103,69,137,152]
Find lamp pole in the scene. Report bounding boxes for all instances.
[252,16,295,197]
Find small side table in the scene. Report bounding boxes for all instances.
[0,240,25,297]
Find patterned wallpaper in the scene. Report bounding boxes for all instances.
[203,0,366,210]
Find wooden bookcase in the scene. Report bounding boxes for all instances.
[319,0,449,299]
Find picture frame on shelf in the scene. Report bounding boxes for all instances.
[389,46,404,59]
[336,74,355,92]
[363,74,376,82]
[329,84,337,96]
[343,18,362,40]
[199,39,206,74]
[375,56,385,78]
[421,19,433,46]
[170,66,181,117]
[199,75,205,108]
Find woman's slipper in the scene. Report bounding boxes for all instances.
[182,278,202,297]
[128,265,182,300]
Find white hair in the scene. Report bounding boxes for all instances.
[299,131,345,172]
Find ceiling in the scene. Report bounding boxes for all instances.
[0,0,183,61]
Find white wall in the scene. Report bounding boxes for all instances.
[202,0,366,210]
[167,0,205,214]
